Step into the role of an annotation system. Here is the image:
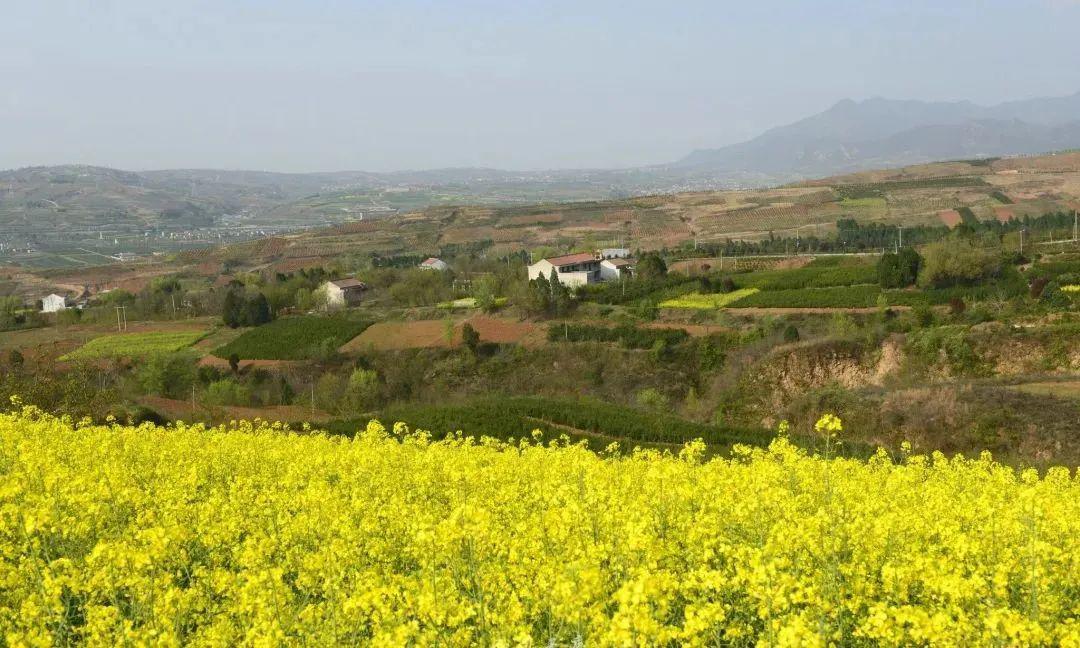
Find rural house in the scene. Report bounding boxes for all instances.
[600,257,635,281]
[419,257,449,271]
[41,293,68,313]
[322,278,367,307]
[527,252,601,287]
[599,247,631,259]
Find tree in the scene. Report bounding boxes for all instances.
[137,352,197,399]
[918,239,1001,288]
[897,247,923,286]
[345,368,380,413]
[524,273,551,315]
[877,253,904,288]
[783,325,800,343]
[245,293,273,326]
[549,269,572,316]
[472,276,499,312]
[636,253,668,281]
[461,323,480,353]
[222,290,244,328]
[228,353,240,374]
[6,349,24,369]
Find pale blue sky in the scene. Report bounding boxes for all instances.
[3,0,1079,172]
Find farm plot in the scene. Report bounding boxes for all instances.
[60,330,206,361]
[660,288,760,309]
[213,316,370,360]
[727,285,883,308]
[342,316,538,351]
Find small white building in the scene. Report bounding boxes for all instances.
[419,257,449,271]
[600,257,635,281]
[527,252,601,288]
[322,278,367,308]
[42,294,67,313]
[599,248,631,260]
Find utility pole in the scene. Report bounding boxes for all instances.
[114,305,128,332]
[1074,210,1078,243]
[1020,228,1025,256]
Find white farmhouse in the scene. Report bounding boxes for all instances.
[527,252,601,288]
[599,248,631,260]
[419,257,449,271]
[321,278,367,308]
[41,293,67,313]
[600,257,635,281]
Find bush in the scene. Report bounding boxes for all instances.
[137,352,198,399]
[783,325,800,343]
[547,323,689,349]
[461,323,480,353]
[918,239,1002,288]
[204,379,254,407]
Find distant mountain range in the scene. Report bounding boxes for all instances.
[5,90,1080,234]
[672,91,1080,180]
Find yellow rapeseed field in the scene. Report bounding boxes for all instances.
[658,289,760,310]
[1,403,1079,646]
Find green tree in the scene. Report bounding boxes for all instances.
[549,269,572,316]
[222,290,244,328]
[245,293,273,326]
[461,323,480,353]
[137,352,197,399]
[877,253,905,288]
[345,368,380,413]
[636,253,668,281]
[918,239,1001,288]
[522,273,552,316]
[898,247,923,286]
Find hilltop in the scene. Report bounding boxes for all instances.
[4,150,1080,298]
[676,91,1080,178]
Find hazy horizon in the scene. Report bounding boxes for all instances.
[5,0,1080,173]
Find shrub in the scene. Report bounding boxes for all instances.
[918,239,1002,288]
[137,352,198,399]
[783,325,800,343]
[547,323,689,349]
[461,323,480,353]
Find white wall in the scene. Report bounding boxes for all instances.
[42,295,66,313]
[527,260,555,282]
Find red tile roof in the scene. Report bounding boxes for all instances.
[544,252,597,267]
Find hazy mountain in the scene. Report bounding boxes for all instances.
[675,92,1080,178]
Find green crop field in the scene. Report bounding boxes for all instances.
[735,264,879,290]
[213,316,371,360]
[60,330,206,361]
[728,284,883,308]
